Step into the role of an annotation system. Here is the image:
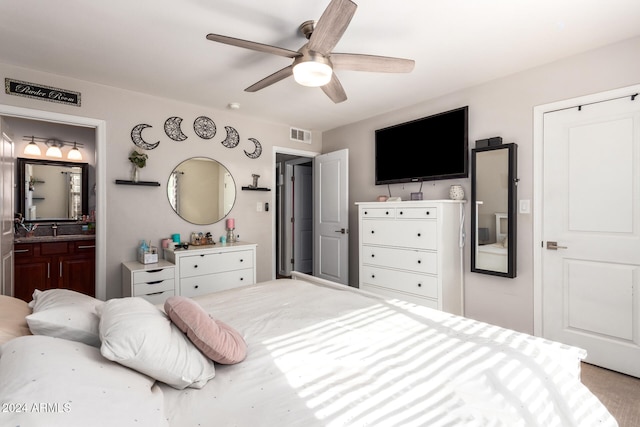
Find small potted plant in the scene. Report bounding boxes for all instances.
[128,150,148,182]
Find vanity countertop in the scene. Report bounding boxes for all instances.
[14,234,96,244]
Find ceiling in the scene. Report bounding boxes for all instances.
[1,0,640,132]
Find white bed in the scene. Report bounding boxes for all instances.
[0,273,617,426]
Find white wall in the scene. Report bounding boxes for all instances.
[0,62,322,299]
[322,36,640,334]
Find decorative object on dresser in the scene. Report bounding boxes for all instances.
[449,184,464,200]
[164,242,256,298]
[357,200,465,314]
[13,237,96,302]
[122,259,176,305]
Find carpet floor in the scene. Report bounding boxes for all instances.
[581,362,640,427]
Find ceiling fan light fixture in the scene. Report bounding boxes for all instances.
[293,58,332,87]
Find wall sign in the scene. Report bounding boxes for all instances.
[5,78,81,107]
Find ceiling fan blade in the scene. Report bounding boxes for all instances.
[245,65,294,92]
[321,74,347,103]
[331,53,415,73]
[206,33,301,59]
[307,0,357,55]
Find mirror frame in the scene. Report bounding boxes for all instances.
[17,157,89,222]
[166,157,236,225]
[471,143,518,278]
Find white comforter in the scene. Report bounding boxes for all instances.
[161,277,616,427]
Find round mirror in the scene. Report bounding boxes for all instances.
[167,157,236,225]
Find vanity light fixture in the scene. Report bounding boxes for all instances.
[67,142,82,160]
[23,136,42,155]
[45,141,63,158]
[22,136,85,160]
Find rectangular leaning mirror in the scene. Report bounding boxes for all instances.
[17,157,89,221]
[471,143,518,278]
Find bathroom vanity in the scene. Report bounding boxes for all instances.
[13,235,96,302]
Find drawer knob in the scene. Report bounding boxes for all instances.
[240,259,244,263]
[417,260,421,264]
[399,211,403,215]
[194,285,199,289]
[364,211,368,215]
[371,254,375,258]
[417,233,421,237]
[371,230,375,234]
[426,211,430,215]
[194,264,198,268]
[240,277,244,281]
[371,274,375,278]
[417,283,422,287]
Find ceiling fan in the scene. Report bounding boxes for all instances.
[206,0,415,103]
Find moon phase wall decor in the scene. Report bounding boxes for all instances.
[244,138,262,159]
[131,124,160,150]
[221,126,240,148]
[193,116,217,139]
[131,117,262,158]
[164,116,188,141]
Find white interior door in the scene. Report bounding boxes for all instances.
[1,120,14,296]
[542,96,640,377]
[313,149,349,284]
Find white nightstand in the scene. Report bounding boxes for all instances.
[122,259,176,305]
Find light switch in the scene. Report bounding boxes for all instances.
[519,199,530,214]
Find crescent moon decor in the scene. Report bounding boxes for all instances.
[221,126,240,148]
[131,124,160,150]
[164,116,188,141]
[244,138,262,159]
[193,116,217,139]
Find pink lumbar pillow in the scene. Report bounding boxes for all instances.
[164,296,247,364]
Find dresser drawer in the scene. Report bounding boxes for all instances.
[134,278,175,296]
[360,207,396,218]
[133,267,174,284]
[360,266,438,299]
[180,268,255,297]
[396,207,437,219]
[139,289,174,306]
[360,284,438,310]
[362,246,437,274]
[180,249,254,278]
[362,219,437,250]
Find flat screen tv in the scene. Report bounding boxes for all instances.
[375,106,468,185]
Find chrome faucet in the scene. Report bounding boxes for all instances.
[51,223,58,237]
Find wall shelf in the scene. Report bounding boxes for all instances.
[241,186,271,191]
[115,180,161,187]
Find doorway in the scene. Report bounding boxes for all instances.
[0,104,106,300]
[275,152,314,278]
[533,84,640,377]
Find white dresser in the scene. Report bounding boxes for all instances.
[357,200,464,314]
[122,259,176,305]
[164,242,257,298]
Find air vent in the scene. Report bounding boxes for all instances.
[290,127,311,144]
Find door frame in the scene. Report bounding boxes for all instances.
[0,104,107,300]
[532,83,640,335]
[272,146,319,280]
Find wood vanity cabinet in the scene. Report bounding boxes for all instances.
[14,239,95,302]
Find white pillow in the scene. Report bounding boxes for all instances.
[0,335,167,427]
[98,297,216,389]
[26,288,102,347]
